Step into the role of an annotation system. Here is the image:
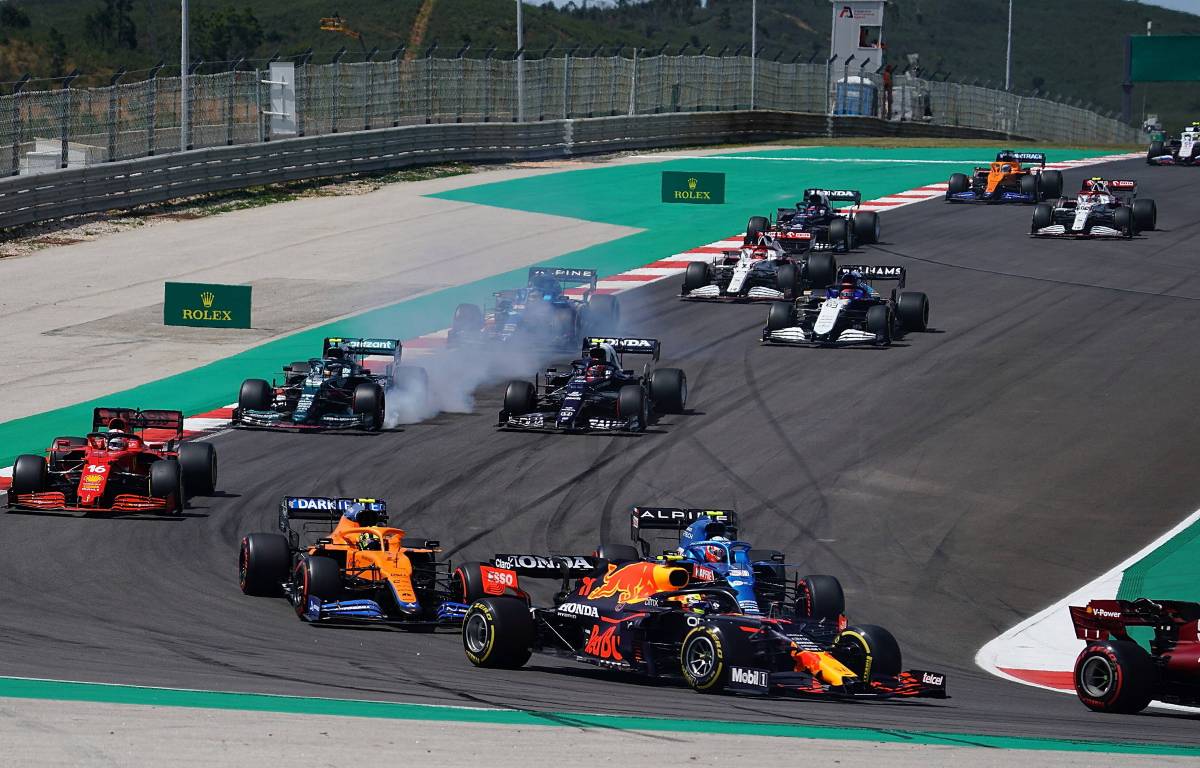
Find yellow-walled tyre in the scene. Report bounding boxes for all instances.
[463,598,534,669]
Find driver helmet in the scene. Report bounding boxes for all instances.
[107,417,128,433]
[806,192,823,208]
[530,274,562,301]
[357,532,382,551]
[106,435,128,451]
[838,271,861,299]
[1084,177,1108,196]
[325,347,346,361]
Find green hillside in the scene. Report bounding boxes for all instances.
[1,0,1197,132]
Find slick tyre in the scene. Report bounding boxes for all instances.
[617,385,648,432]
[1132,199,1157,231]
[1032,202,1054,233]
[766,301,794,332]
[805,252,837,289]
[585,294,620,335]
[649,368,687,414]
[293,555,342,620]
[1113,206,1135,238]
[149,459,184,515]
[11,454,47,495]
[866,305,892,346]
[683,262,711,294]
[1040,170,1063,200]
[744,215,770,245]
[896,291,929,333]
[503,381,536,416]
[1147,140,1164,164]
[946,172,970,196]
[680,624,754,694]
[453,562,521,604]
[352,382,386,431]
[828,217,853,251]
[451,303,484,334]
[853,211,880,244]
[238,379,272,411]
[775,262,799,297]
[1073,640,1156,714]
[832,624,902,680]
[178,441,217,497]
[284,361,311,380]
[239,533,290,596]
[463,597,535,668]
[796,575,846,623]
[1019,173,1038,200]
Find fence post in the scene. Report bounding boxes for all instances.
[331,47,346,133]
[60,69,80,169]
[482,46,495,122]
[106,68,126,161]
[363,47,378,131]
[425,42,439,124]
[628,48,638,116]
[146,61,164,155]
[9,73,30,176]
[225,59,243,145]
[390,47,404,127]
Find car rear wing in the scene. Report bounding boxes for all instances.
[322,337,403,362]
[996,150,1046,166]
[278,496,388,546]
[583,337,661,361]
[631,507,737,553]
[838,264,906,288]
[802,188,862,207]
[491,553,598,579]
[92,407,184,437]
[1069,598,1200,642]
[528,267,598,290]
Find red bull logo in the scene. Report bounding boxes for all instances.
[583,624,623,660]
[586,562,688,606]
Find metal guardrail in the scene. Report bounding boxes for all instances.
[0,110,1023,230]
[0,55,1137,179]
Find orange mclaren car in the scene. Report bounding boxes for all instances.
[945,150,1062,204]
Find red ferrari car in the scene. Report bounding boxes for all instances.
[7,407,217,515]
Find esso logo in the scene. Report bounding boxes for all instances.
[486,569,516,587]
[86,464,108,474]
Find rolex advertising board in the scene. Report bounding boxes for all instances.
[164,282,252,328]
[661,171,726,204]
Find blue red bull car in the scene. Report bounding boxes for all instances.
[458,509,947,699]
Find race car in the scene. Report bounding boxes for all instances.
[7,407,217,515]
[1147,124,1200,165]
[1070,597,1200,713]
[459,539,948,699]
[762,265,929,347]
[1031,178,1157,239]
[499,336,687,433]
[449,267,619,349]
[238,496,470,627]
[946,150,1063,204]
[680,238,836,302]
[233,337,427,431]
[751,188,881,252]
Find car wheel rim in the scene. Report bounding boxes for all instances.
[1080,656,1115,698]
[238,545,249,589]
[685,636,716,679]
[465,613,490,654]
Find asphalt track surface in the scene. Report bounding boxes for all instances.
[3,157,1199,746]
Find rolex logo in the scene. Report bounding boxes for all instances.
[688,177,698,190]
[201,291,215,308]
[182,289,233,321]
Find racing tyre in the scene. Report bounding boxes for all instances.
[463,597,535,668]
[451,303,484,333]
[682,262,711,294]
[766,301,794,332]
[805,251,838,289]
[284,361,311,380]
[352,382,386,431]
[617,385,648,432]
[1019,173,1038,200]
[649,368,687,414]
[832,624,902,680]
[238,379,272,411]
[796,575,845,623]
[1073,640,1156,714]
[1147,140,1164,164]
[11,454,47,495]
[866,305,892,346]
[452,561,518,604]
[178,441,217,497]
[503,380,536,416]
[744,215,770,245]
[596,543,641,563]
[1113,206,1135,238]
[585,293,620,335]
[239,533,290,596]
[680,624,755,694]
[946,172,970,197]
[896,291,929,333]
[853,211,880,244]
[1032,202,1054,233]
[1040,170,1063,200]
[293,555,342,619]
[775,262,799,297]
[149,459,184,515]
[828,217,853,251]
[1132,199,1157,232]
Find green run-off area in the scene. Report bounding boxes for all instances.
[0,145,1103,466]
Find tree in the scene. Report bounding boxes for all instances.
[0,2,31,29]
[193,7,264,63]
[718,7,731,30]
[49,26,67,77]
[85,0,137,50]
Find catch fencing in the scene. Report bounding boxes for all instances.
[0,55,1138,178]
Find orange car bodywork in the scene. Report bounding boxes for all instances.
[981,161,1031,195]
[310,516,438,605]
